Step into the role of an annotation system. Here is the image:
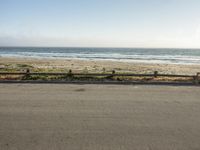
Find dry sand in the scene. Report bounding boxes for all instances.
[0,57,200,75]
[0,84,200,150]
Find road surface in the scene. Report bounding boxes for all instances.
[0,84,200,150]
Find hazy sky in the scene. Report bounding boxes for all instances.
[0,0,200,48]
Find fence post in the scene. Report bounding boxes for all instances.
[25,68,30,79]
[68,69,73,77]
[26,68,30,74]
[154,71,158,78]
[106,70,115,79]
[194,72,200,85]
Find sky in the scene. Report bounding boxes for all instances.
[0,0,200,48]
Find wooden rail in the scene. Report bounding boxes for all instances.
[0,70,197,78]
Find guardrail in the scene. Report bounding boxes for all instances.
[0,69,199,84]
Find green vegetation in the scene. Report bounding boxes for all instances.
[16,64,34,68]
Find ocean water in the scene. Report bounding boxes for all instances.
[1,47,200,65]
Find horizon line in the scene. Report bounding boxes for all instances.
[1,46,200,50]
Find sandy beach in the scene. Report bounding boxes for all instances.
[0,57,200,75]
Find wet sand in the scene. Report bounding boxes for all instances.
[0,84,200,150]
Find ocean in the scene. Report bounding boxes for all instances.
[0,47,200,65]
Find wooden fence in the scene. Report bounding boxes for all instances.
[0,69,199,84]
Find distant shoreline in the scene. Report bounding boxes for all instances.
[1,54,200,66]
[2,55,198,65]
[1,47,200,65]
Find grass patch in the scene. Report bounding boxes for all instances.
[16,64,34,68]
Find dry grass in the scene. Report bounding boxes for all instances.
[0,63,197,83]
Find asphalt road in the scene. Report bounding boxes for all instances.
[0,84,200,150]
